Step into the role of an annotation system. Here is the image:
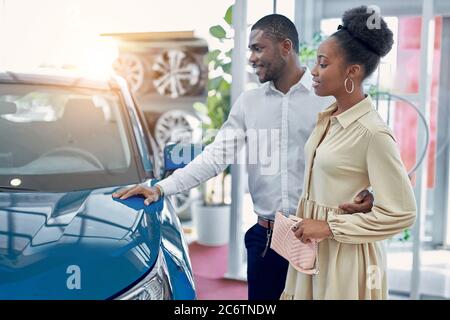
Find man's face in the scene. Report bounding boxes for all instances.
[248,29,286,83]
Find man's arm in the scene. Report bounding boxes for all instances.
[113,94,247,203]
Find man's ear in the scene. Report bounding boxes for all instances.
[281,39,294,55]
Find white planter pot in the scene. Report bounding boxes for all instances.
[191,200,230,246]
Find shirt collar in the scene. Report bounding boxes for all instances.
[318,95,374,129]
[297,67,313,92]
[317,103,338,122]
[264,67,313,95]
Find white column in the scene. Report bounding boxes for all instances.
[439,18,450,247]
[0,0,6,65]
[225,0,247,281]
[433,17,450,247]
[410,0,434,300]
[294,0,323,45]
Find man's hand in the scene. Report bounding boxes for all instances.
[112,184,161,206]
[338,189,374,214]
[292,219,331,243]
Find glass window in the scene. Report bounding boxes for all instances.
[0,84,141,191]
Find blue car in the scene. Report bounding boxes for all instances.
[0,71,196,300]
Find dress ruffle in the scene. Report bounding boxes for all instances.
[296,197,346,221]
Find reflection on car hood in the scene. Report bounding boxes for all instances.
[0,186,163,299]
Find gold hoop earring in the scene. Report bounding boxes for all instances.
[344,77,355,94]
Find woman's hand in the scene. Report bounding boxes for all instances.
[292,219,332,243]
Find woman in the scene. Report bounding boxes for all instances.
[280,6,416,300]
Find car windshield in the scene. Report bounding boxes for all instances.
[0,83,141,192]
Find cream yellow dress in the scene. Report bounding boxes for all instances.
[281,96,416,300]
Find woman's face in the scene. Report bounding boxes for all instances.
[311,37,349,97]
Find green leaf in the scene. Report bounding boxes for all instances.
[210,25,227,39]
[402,229,411,241]
[206,49,221,63]
[214,59,223,70]
[193,102,208,115]
[208,76,223,90]
[312,32,324,45]
[225,49,233,58]
[224,5,233,25]
[208,111,221,129]
[218,80,231,93]
[208,94,219,105]
[222,62,232,75]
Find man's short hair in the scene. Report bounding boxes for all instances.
[251,14,299,53]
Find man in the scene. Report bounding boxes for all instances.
[113,14,373,300]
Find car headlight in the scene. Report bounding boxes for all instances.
[117,249,172,300]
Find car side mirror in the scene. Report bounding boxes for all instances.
[0,101,17,115]
[163,143,204,173]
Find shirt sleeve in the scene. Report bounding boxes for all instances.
[156,94,247,195]
[326,129,417,244]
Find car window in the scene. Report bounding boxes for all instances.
[0,84,141,191]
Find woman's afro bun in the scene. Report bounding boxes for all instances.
[341,6,393,57]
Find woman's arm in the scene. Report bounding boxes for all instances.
[326,129,417,244]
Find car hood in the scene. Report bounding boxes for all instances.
[0,185,163,299]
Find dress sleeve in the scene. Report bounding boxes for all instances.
[327,129,417,244]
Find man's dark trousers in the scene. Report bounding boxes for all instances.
[245,223,289,300]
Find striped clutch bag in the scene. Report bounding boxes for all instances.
[270,211,320,275]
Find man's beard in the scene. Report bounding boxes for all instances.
[258,56,285,83]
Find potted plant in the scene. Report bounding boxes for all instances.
[190,5,234,246]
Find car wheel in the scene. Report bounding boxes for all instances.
[152,50,201,98]
[154,110,200,151]
[113,53,150,94]
[155,110,201,220]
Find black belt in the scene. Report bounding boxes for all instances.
[257,217,274,229]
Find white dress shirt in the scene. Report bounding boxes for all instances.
[157,69,334,220]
